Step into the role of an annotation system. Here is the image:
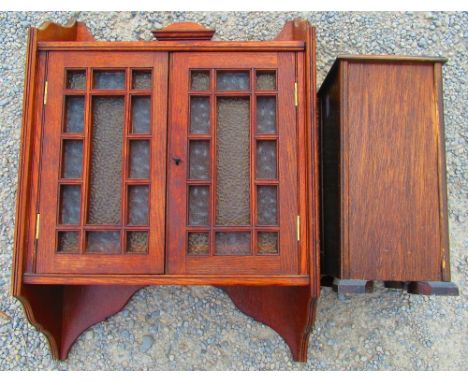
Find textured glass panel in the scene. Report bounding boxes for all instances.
[216,97,250,225]
[256,96,276,134]
[128,186,149,225]
[215,232,251,256]
[217,71,249,91]
[189,141,209,179]
[57,231,79,253]
[190,97,210,134]
[256,71,276,90]
[257,232,278,254]
[93,71,125,89]
[66,70,86,89]
[60,185,81,225]
[86,231,120,253]
[127,231,148,252]
[132,97,151,133]
[191,71,210,91]
[188,232,209,255]
[62,140,83,178]
[132,70,151,89]
[88,97,123,224]
[256,141,277,179]
[257,186,278,225]
[129,140,150,179]
[64,96,84,133]
[188,186,209,226]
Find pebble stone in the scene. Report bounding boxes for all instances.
[0,11,467,370]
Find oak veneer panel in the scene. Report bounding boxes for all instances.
[347,62,440,281]
[319,57,456,288]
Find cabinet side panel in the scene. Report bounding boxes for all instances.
[319,71,341,278]
[347,62,441,281]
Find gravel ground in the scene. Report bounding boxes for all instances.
[0,11,467,370]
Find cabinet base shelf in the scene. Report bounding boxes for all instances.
[15,283,316,362]
[23,273,310,286]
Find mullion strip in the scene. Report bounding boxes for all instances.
[80,67,93,254]
[209,68,216,257]
[249,68,256,256]
[121,67,132,254]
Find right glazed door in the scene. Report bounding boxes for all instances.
[167,52,299,275]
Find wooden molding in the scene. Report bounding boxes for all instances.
[36,19,95,42]
[152,22,215,41]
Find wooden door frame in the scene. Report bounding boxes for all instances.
[166,51,300,275]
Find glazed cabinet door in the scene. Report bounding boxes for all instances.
[35,52,168,274]
[167,52,299,275]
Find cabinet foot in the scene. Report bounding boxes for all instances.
[15,285,143,360]
[222,286,317,362]
[407,281,459,296]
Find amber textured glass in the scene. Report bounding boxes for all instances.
[257,186,278,225]
[86,231,120,253]
[64,96,85,133]
[190,97,210,134]
[217,71,249,91]
[128,186,149,225]
[216,97,250,225]
[132,97,151,134]
[66,70,86,89]
[129,140,150,179]
[189,141,210,179]
[57,231,80,253]
[257,232,278,254]
[256,141,277,179]
[126,231,148,252]
[191,71,210,91]
[215,232,251,255]
[188,186,209,226]
[88,97,124,224]
[132,70,151,89]
[62,140,83,179]
[256,96,276,134]
[59,185,81,225]
[256,71,276,90]
[93,71,125,89]
[188,232,209,255]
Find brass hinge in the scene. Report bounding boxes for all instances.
[43,81,48,105]
[442,257,446,270]
[294,82,298,107]
[35,213,40,240]
[296,215,300,241]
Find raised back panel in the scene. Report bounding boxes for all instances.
[346,62,441,280]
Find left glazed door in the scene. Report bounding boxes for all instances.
[35,52,168,274]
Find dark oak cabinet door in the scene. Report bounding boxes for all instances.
[167,52,299,275]
[36,52,168,274]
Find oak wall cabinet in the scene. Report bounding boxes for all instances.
[12,20,319,361]
[319,56,459,296]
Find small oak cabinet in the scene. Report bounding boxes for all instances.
[319,56,458,295]
[12,19,319,361]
